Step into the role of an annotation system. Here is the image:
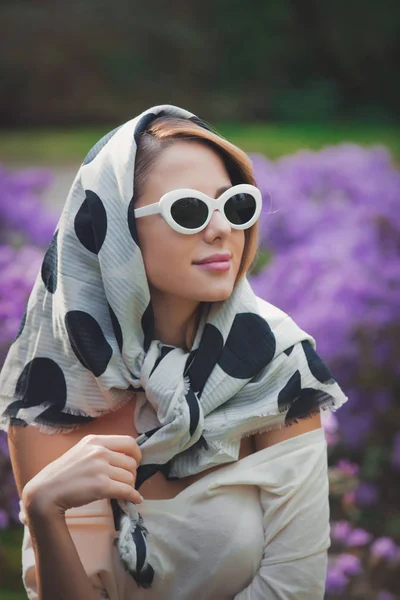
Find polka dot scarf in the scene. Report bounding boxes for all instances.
[0,104,348,588]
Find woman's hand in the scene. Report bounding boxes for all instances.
[22,434,144,515]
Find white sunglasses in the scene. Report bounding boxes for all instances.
[133,183,262,235]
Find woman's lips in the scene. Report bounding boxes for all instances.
[194,260,231,272]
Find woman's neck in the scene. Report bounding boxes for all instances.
[149,288,203,351]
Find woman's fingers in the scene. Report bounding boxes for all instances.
[107,464,136,486]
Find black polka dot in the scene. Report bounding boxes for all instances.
[189,115,214,132]
[184,347,198,375]
[144,426,163,439]
[149,345,175,378]
[110,498,123,530]
[136,464,163,491]
[36,405,94,426]
[285,388,335,423]
[190,434,209,451]
[141,303,155,353]
[189,324,224,396]
[5,405,93,428]
[14,306,27,341]
[82,125,122,165]
[9,416,28,427]
[15,357,67,408]
[65,310,113,376]
[74,191,107,254]
[133,111,166,146]
[218,313,276,379]
[278,370,301,410]
[107,302,123,353]
[284,345,294,356]
[41,229,59,293]
[301,340,335,384]
[186,386,201,436]
[3,358,94,428]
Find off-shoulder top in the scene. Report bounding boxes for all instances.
[18,427,330,600]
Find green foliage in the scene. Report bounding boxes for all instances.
[0,592,26,600]
[0,0,398,125]
[0,123,398,164]
[0,526,25,594]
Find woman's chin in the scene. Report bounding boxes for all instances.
[196,283,235,303]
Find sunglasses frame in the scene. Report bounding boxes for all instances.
[133,183,263,235]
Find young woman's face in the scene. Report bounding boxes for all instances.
[134,141,245,304]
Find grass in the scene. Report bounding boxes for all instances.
[220,121,400,162]
[0,526,26,597]
[0,121,398,164]
[0,591,27,600]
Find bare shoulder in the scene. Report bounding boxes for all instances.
[7,396,137,498]
[252,412,322,452]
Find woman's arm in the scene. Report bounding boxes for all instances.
[8,401,136,600]
[25,493,101,600]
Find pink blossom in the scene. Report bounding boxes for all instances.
[336,459,359,477]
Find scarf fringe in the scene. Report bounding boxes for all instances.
[115,501,155,588]
[0,414,85,436]
[0,387,136,436]
[183,374,191,396]
[234,395,346,441]
[113,373,192,588]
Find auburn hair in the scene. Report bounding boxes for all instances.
[133,115,260,350]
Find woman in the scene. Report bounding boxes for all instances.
[1,104,348,599]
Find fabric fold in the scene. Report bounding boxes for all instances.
[18,428,330,600]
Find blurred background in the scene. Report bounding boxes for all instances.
[0,1,399,598]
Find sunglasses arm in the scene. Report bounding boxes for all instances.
[134,203,161,218]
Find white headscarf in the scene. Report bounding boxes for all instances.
[0,104,348,587]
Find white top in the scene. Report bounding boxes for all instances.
[18,427,330,600]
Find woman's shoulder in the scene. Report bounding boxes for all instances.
[8,396,138,498]
[77,396,138,437]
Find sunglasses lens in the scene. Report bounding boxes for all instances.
[224,193,256,225]
[171,197,209,229]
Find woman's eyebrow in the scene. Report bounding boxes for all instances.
[215,185,232,197]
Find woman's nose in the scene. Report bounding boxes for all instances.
[205,209,232,235]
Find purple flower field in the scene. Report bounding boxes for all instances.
[249,144,400,598]
[0,144,399,598]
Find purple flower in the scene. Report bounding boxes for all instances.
[346,528,373,546]
[331,520,352,543]
[321,411,338,434]
[0,245,45,345]
[370,390,392,413]
[0,163,59,533]
[0,431,9,457]
[355,481,380,507]
[371,537,398,560]
[336,459,359,477]
[0,509,9,529]
[391,432,400,471]
[334,410,374,450]
[325,564,349,594]
[321,411,339,447]
[377,591,395,600]
[0,165,57,244]
[250,143,400,462]
[335,552,362,576]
